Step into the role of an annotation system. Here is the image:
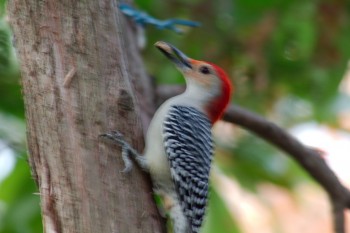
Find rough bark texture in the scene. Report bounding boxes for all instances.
[8,0,165,232]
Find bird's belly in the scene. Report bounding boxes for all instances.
[146,142,174,192]
[144,121,174,193]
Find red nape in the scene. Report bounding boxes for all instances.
[206,62,233,123]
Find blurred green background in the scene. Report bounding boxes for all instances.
[1,0,350,232]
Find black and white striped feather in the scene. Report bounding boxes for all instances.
[163,105,213,233]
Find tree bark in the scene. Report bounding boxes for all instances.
[8,0,165,232]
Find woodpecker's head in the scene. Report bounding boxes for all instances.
[155,41,232,123]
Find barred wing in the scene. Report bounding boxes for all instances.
[163,105,213,233]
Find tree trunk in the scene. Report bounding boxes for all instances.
[8,0,165,232]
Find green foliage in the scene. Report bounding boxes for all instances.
[0,158,42,233]
[0,9,22,117]
[136,0,350,231]
[140,0,350,120]
[218,133,309,191]
[2,0,350,232]
[0,20,17,75]
[0,0,5,17]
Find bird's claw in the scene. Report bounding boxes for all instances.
[99,130,134,173]
[121,165,133,173]
[121,144,133,173]
[99,131,125,146]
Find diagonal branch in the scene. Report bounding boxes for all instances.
[156,85,350,233]
[223,105,350,233]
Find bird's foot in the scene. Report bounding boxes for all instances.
[99,131,134,173]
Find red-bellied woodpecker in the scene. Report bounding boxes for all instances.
[101,41,232,233]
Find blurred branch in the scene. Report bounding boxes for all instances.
[333,202,345,233]
[0,138,26,155]
[223,105,350,233]
[156,84,350,233]
[118,3,200,33]
[155,84,185,106]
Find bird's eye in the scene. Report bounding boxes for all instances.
[199,66,210,75]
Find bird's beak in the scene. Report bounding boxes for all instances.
[155,41,192,70]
